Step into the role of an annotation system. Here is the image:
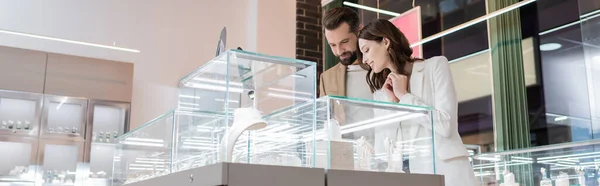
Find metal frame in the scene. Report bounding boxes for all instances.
[40,94,89,141]
[0,89,43,137]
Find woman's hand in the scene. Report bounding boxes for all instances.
[387,73,409,102]
[383,77,400,102]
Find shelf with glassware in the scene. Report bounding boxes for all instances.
[472,139,600,186]
[0,89,130,186]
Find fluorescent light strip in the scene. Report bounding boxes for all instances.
[179,95,201,99]
[268,87,313,96]
[120,141,163,147]
[343,2,401,17]
[215,98,240,103]
[268,93,313,101]
[410,0,536,48]
[135,160,168,164]
[184,82,244,93]
[0,29,140,53]
[125,137,164,143]
[179,102,199,107]
[539,9,600,36]
[193,77,243,87]
[340,111,410,130]
[448,49,490,64]
[538,152,600,160]
[136,158,166,162]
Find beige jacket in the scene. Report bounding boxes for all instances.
[319,63,347,97]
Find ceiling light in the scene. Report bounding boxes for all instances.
[343,2,401,17]
[410,0,536,48]
[0,29,140,53]
[554,116,568,122]
[540,43,562,51]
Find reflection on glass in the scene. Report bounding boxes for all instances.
[47,101,84,135]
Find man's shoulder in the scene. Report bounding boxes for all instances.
[321,63,344,78]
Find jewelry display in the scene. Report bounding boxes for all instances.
[24,121,30,130]
[555,172,569,186]
[16,121,22,130]
[500,169,519,186]
[576,166,585,185]
[8,120,14,129]
[0,120,33,131]
[356,136,374,171]
[220,107,267,162]
[540,167,552,186]
[1,121,6,129]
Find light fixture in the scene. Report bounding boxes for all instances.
[184,82,244,93]
[120,141,163,147]
[179,95,201,99]
[125,137,164,143]
[554,116,568,122]
[193,77,243,87]
[340,111,425,134]
[342,2,401,17]
[540,43,562,51]
[540,9,600,36]
[268,87,313,96]
[267,92,313,102]
[410,0,536,48]
[0,29,140,53]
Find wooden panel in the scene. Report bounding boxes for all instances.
[45,54,133,102]
[0,46,47,93]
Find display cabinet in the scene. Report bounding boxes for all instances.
[41,95,88,141]
[473,139,600,186]
[37,139,85,186]
[0,136,39,184]
[0,89,42,137]
[266,95,436,174]
[113,111,175,185]
[176,49,317,169]
[84,100,130,186]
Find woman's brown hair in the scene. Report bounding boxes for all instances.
[358,19,421,93]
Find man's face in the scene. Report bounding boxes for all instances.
[325,22,358,66]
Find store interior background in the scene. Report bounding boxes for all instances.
[0,0,598,160]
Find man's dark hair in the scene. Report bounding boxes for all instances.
[323,7,360,34]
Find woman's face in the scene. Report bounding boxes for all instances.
[358,38,390,73]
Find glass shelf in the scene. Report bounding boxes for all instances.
[41,95,88,140]
[0,90,42,136]
[0,136,38,183]
[473,139,600,186]
[178,49,317,117]
[266,95,435,174]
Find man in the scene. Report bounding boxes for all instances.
[321,7,394,171]
[320,7,371,99]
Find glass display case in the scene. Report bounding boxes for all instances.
[0,89,42,136]
[112,111,175,185]
[267,95,436,174]
[37,139,85,186]
[473,139,600,186]
[41,95,88,140]
[84,100,130,186]
[0,136,39,184]
[175,49,317,169]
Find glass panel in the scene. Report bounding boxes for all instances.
[43,96,87,138]
[172,111,227,172]
[41,143,82,186]
[91,105,127,143]
[0,140,37,182]
[0,98,36,131]
[179,50,316,116]
[0,90,41,136]
[113,111,174,185]
[579,1,600,141]
[87,143,115,186]
[174,49,317,171]
[281,96,435,174]
[473,139,600,186]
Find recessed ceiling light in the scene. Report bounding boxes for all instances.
[540,43,562,51]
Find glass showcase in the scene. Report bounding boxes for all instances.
[473,139,600,186]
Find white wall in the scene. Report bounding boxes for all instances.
[0,0,297,129]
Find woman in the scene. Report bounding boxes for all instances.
[358,19,477,186]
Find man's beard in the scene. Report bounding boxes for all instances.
[338,51,358,66]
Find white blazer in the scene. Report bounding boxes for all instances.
[374,56,470,161]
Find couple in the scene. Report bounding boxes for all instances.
[320,7,477,186]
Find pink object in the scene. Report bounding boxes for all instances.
[389,7,423,58]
